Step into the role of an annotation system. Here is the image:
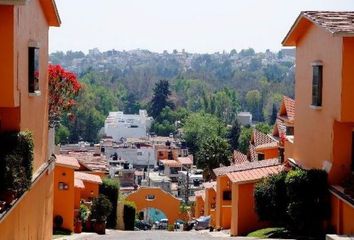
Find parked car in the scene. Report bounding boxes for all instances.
[135,220,152,230]
[174,220,184,230]
[158,218,168,229]
[183,220,195,231]
[194,216,211,230]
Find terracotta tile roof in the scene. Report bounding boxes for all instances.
[282,96,295,122]
[248,144,258,162]
[177,156,193,165]
[160,160,182,168]
[303,11,354,35]
[203,181,217,190]
[283,11,354,46]
[226,164,284,184]
[273,119,286,137]
[56,155,80,169]
[255,142,278,151]
[74,178,85,189]
[213,158,280,176]
[252,129,276,147]
[68,152,109,172]
[75,171,102,184]
[233,150,248,164]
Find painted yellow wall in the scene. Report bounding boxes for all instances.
[330,193,354,235]
[204,188,216,216]
[341,38,354,122]
[0,171,54,240]
[80,181,100,201]
[215,176,232,229]
[230,182,268,236]
[54,166,75,232]
[195,196,204,218]
[293,22,343,184]
[126,187,181,224]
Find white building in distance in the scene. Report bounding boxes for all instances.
[237,112,252,126]
[104,110,153,141]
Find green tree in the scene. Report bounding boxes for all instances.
[270,103,278,125]
[55,125,69,145]
[245,90,263,121]
[122,93,141,114]
[183,113,227,154]
[228,119,241,150]
[196,135,231,180]
[148,80,174,118]
[238,126,252,154]
[255,122,272,134]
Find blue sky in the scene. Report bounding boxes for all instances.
[49,0,353,54]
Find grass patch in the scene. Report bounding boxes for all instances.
[247,227,291,238]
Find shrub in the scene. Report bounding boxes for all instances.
[254,171,288,224]
[79,204,90,222]
[0,131,34,195]
[123,201,136,231]
[285,169,330,236]
[91,195,113,222]
[99,178,119,228]
[254,168,330,237]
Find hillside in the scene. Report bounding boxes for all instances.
[50,48,295,143]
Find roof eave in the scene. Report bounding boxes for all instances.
[56,162,80,170]
[282,12,313,46]
[39,0,61,27]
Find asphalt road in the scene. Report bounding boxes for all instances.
[55,230,251,240]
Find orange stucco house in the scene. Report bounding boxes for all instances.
[0,0,60,239]
[74,171,102,201]
[54,155,102,232]
[282,11,354,234]
[54,155,80,232]
[203,182,217,226]
[194,190,205,218]
[213,159,282,233]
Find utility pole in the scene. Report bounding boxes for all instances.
[148,152,151,186]
[184,165,190,204]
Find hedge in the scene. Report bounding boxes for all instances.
[254,168,330,237]
[123,201,136,231]
[0,131,34,195]
[99,178,119,228]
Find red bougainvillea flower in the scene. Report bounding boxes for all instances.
[279,133,287,146]
[48,64,81,128]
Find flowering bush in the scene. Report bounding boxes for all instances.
[48,64,81,128]
[279,133,287,146]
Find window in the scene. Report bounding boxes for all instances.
[28,47,40,93]
[258,153,265,161]
[223,191,232,201]
[58,182,69,190]
[137,151,142,156]
[145,194,155,201]
[312,62,323,107]
[170,168,179,174]
[286,126,294,135]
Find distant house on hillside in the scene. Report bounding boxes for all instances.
[104,110,153,142]
[237,112,252,126]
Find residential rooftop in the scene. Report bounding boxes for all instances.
[213,158,280,176]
